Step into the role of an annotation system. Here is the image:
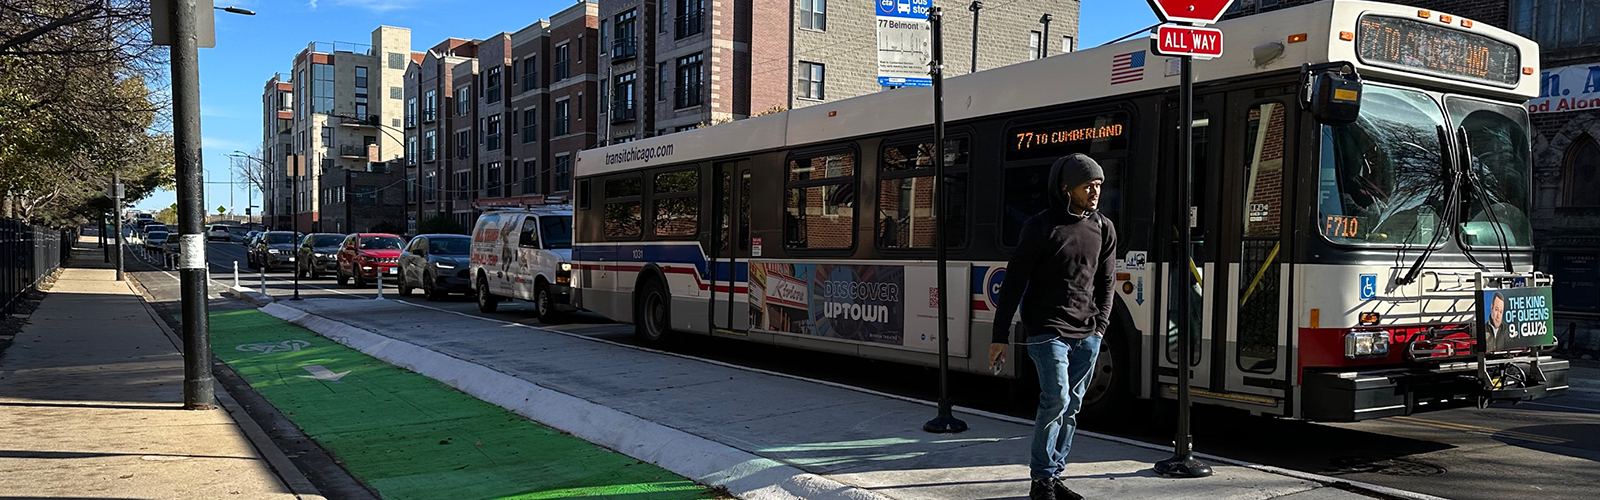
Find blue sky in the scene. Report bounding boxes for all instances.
[144,0,1156,211]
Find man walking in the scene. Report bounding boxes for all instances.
[989,153,1117,500]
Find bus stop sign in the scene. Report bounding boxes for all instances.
[1146,0,1236,26]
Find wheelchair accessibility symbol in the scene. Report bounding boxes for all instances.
[1359,274,1377,301]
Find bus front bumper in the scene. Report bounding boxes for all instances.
[1301,356,1570,422]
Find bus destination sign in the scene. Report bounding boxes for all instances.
[1355,15,1520,86]
[1007,113,1129,161]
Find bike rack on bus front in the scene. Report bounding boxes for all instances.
[1473,271,1556,405]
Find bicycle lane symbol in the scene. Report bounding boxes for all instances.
[235,339,312,355]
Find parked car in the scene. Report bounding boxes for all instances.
[242,230,259,246]
[336,233,405,287]
[226,226,251,243]
[296,233,347,279]
[247,231,300,272]
[467,208,574,320]
[143,230,169,252]
[207,224,233,241]
[398,234,473,301]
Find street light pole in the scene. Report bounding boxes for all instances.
[1039,13,1052,60]
[168,0,214,410]
[968,1,981,74]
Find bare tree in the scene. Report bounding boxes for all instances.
[232,146,268,196]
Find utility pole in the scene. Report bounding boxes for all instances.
[968,1,981,74]
[923,6,966,435]
[168,0,214,410]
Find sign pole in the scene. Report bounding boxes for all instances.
[291,154,302,301]
[1154,53,1213,479]
[923,6,966,434]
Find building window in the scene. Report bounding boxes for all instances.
[785,150,855,249]
[487,162,503,198]
[311,63,334,113]
[407,137,417,165]
[457,86,470,116]
[486,115,501,151]
[424,90,437,122]
[659,62,670,101]
[677,0,705,38]
[798,61,824,100]
[456,171,472,201]
[800,0,826,31]
[1029,31,1041,60]
[555,155,571,192]
[555,43,571,80]
[613,11,638,60]
[877,138,969,249]
[486,67,501,104]
[613,72,637,122]
[523,159,538,193]
[1062,35,1074,53]
[423,130,437,162]
[522,109,537,143]
[320,126,332,147]
[456,130,470,159]
[1565,134,1600,207]
[521,56,538,92]
[406,97,417,127]
[555,100,570,136]
[355,66,368,89]
[1512,0,1600,49]
[674,53,704,109]
[653,170,699,238]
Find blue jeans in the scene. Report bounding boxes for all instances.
[1025,332,1102,480]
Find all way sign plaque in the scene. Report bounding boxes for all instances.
[1151,25,1223,59]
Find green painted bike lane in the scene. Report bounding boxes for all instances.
[210,309,722,500]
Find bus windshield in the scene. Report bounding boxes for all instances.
[1318,85,1449,246]
[1446,97,1534,248]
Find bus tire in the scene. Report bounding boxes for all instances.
[1080,330,1135,422]
[634,278,672,346]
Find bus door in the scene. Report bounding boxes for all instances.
[1158,92,1225,395]
[709,160,753,334]
[1215,89,1295,406]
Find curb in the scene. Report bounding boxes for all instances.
[260,302,892,500]
[225,286,276,306]
[126,278,325,500]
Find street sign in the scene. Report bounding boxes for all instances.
[876,0,934,87]
[1146,0,1236,25]
[1151,25,1224,59]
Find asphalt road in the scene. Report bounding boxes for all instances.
[127,238,1600,500]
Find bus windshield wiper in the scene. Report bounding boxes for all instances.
[1398,125,1459,286]
[1456,126,1515,273]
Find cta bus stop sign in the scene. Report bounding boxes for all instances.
[1148,0,1231,482]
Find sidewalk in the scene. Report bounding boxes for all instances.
[0,237,309,499]
[259,297,1432,500]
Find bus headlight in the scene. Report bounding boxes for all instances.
[1345,329,1391,358]
[560,262,572,272]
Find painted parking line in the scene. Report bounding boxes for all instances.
[1389,416,1567,445]
[209,309,721,500]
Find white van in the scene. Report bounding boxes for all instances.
[468,208,576,320]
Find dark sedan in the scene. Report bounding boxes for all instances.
[247,231,300,272]
[398,234,473,301]
[296,233,347,279]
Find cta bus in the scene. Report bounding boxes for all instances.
[569,0,1570,421]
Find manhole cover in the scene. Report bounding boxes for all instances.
[1326,456,1447,476]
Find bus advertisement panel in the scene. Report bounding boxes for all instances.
[748,260,968,356]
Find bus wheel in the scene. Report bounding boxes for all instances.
[1081,332,1134,422]
[634,279,672,346]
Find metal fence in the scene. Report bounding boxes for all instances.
[0,219,68,314]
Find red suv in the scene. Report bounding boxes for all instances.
[336,233,405,287]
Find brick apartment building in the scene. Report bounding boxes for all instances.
[403,2,601,232]
[595,0,1070,143]
[260,75,293,230]
[1227,0,1600,349]
[266,26,415,235]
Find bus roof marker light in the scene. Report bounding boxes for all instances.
[1523,67,1535,75]
[1417,10,1430,18]
[1338,31,1354,41]
[1439,15,1453,24]
[1287,33,1307,43]
[1461,19,1474,28]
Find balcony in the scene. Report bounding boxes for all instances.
[422,148,437,163]
[339,144,371,159]
[611,104,636,123]
[676,10,704,39]
[521,72,538,92]
[612,37,638,61]
[486,134,501,151]
[340,114,379,127]
[675,84,703,109]
[487,86,501,104]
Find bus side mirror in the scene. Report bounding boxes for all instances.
[1307,70,1362,126]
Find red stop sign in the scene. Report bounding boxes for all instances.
[1146,0,1237,25]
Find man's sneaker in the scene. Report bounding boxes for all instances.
[1051,477,1085,500]
[1029,479,1058,500]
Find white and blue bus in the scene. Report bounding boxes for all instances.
[570,0,1569,421]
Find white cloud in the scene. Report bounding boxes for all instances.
[308,0,318,9]
[202,136,248,153]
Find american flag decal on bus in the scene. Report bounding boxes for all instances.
[1111,51,1146,85]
